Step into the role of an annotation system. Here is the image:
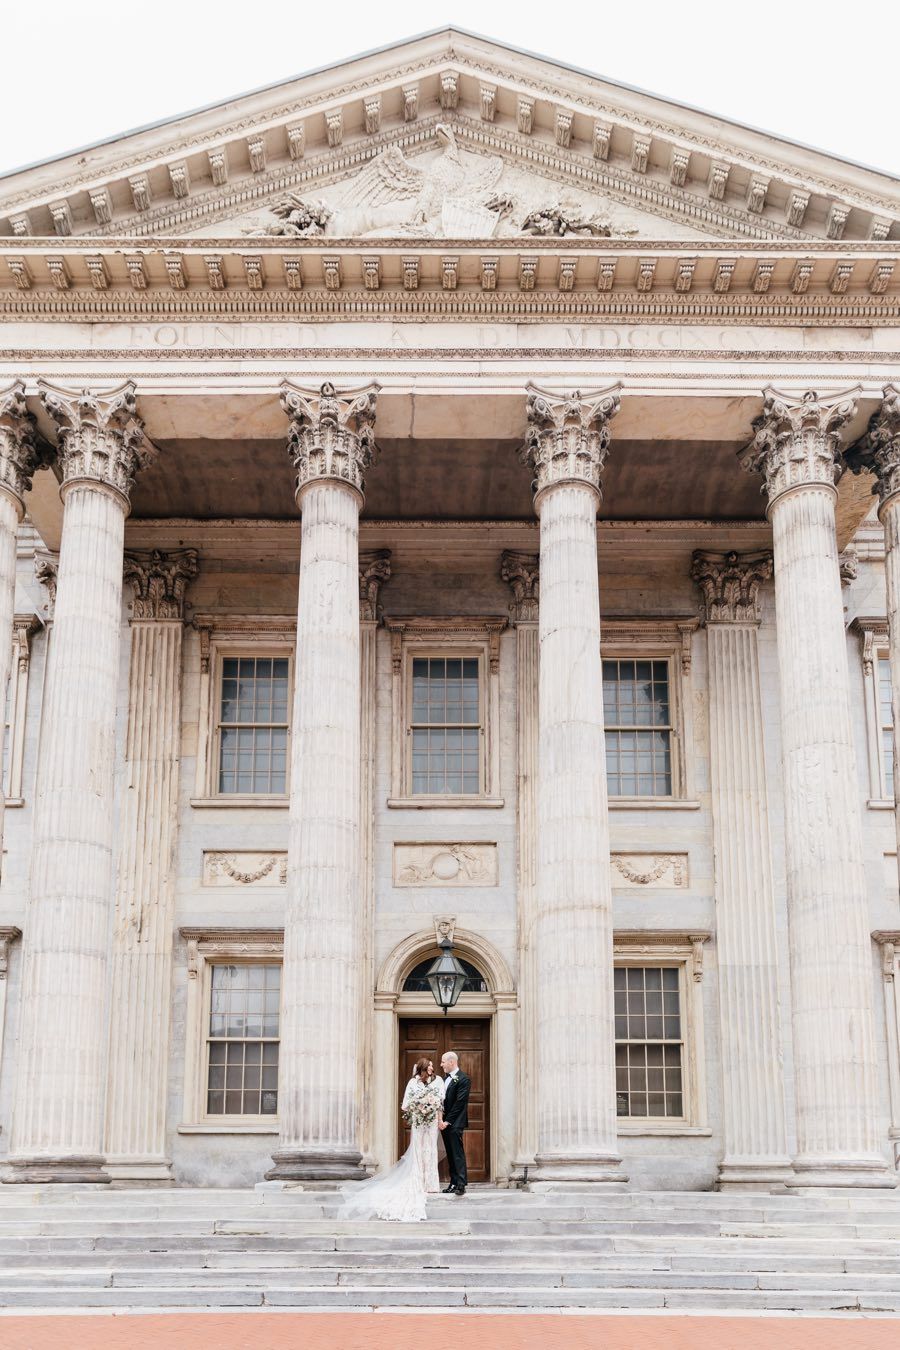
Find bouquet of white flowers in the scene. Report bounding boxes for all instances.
[403,1084,441,1129]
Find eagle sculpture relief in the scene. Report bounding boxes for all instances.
[256,124,513,239]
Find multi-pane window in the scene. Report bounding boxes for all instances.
[879,656,894,799]
[218,656,289,795]
[615,966,684,1119]
[603,659,672,797]
[410,656,481,795]
[206,964,280,1117]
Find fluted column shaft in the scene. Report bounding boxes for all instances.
[500,552,540,1171]
[0,492,20,850]
[883,500,900,869]
[10,485,127,1178]
[7,379,150,1183]
[269,380,377,1181]
[742,387,893,1188]
[693,549,791,1187]
[523,384,624,1184]
[846,386,900,893]
[0,382,43,861]
[358,551,390,1167]
[104,550,197,1181]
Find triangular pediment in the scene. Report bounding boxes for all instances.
[1,29,898,246]
[184,123,715,243]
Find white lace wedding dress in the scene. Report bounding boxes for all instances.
[341,1076,444,1223]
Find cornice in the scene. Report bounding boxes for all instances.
[1,44,897,249]
[71,113,813,245]
[1,239,898,326]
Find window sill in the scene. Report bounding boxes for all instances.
[617,1124,712,1137]
[609,798,700,811]
[3,798,23,809]
[178,1123,279,1135]
[190,796,289,809]
[388,795,505,810]
[867,799,895,811]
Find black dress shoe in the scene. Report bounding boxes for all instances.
[454,1185,466,1196]
[443,1183,457,1193]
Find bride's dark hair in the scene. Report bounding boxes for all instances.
[413,1057,432,1082]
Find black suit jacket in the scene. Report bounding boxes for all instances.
[442,1071,470,1131]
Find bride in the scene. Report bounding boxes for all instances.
[341,1058,445,1222]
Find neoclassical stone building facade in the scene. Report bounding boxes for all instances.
[0,29,900,1191]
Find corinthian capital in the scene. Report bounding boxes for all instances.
[845,385,900,511]
[691,549,773,624]
[739,387,859,507]
[500,550,539,621]
[522,383,621,501]
[38,379,154,505]
[358,549,391,621]
[0,380,45,506]
[281,380,379,501]
[124,548,199,620]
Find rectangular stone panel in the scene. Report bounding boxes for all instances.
[202,851,287,887]
[393,843,498,887]
[610,852,688,889]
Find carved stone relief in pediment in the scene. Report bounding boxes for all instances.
[187,124,710,242]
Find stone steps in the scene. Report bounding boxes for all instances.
[0,1185,897,1313]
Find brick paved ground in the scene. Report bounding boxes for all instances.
[1,1313,899,1349]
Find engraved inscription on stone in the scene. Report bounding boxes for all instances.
[610,852,688,889]
[393,842,498,887]
[203,851,288,887]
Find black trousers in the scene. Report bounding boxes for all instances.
[444,1125,467,1187]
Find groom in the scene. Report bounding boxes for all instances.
[439,1051,470,1196]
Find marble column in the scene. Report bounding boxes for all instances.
[500,550,540,1173]
[104,549,198,1183]
[0,928,22,1096]
[741,388,894,1188]
[7,380,153,1183]
[357,549,390,1168]
[691,549,792,1188]
[0,383,44,861]
[268,380,378,1181]
[846,386,900,889]
[523,385,626,1185]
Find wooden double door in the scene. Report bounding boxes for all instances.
[398,1017,490,1182]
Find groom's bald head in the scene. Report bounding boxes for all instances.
[441,1051,458,1071]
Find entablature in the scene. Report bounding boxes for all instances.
[1,238,899,325]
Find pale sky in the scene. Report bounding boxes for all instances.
[3,1,899,180]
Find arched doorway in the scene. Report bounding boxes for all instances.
[372,928,517,1183]
[399,956,491,1180]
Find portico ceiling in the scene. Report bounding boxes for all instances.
[21,387,877,546]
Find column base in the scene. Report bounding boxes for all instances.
[787,1154,898,1189]
[528,1151,628,1186]
[265,1147,366,1182]
[717,1158,794,1191]
[3,1155,110,1184]
[104,1158,175,1186]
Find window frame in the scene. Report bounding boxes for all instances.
[613,931,710,1136]
[214,652,292,799]
[191,616,295,807]
[601,620,698,807]
[603,655,676,800]
[854,619,894,807]
[385,617,507,808]
[179,927,284,1134]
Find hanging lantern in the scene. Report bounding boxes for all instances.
[426,936,468,1015]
